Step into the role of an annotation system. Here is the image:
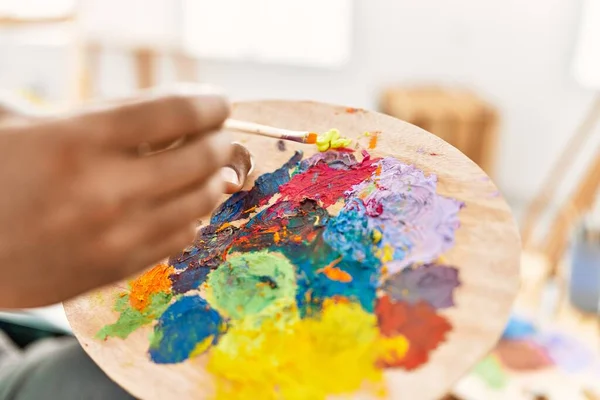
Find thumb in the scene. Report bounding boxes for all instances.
[221,142,254,194]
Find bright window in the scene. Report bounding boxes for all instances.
[181,0,353,69]
[0,0,75,19]
[1,0,353,69]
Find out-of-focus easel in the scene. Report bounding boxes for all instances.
[0,1,199,104]
[75,43,199,102]
[520,96,600,313]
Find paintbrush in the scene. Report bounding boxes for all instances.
[224,119,318,145]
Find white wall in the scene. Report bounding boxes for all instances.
[0,0,598,213]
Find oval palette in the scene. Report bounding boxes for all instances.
[65,101,520,400]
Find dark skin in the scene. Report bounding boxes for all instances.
[0,85,250,308]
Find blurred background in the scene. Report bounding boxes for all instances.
[1,1,600,399]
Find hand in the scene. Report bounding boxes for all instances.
[0,86,250,307]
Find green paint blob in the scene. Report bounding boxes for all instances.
[96,292,172,340]
[205,251,297,325]
[472,355,508,390]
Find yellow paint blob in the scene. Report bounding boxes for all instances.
[372,229,383,244]
[315,129,352,152]
[379,335,410,365]
[206,302,408,400]
[378,244,394,263]
[189,335,214,358]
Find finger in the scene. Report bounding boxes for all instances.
[69,84,230,150]
[127,226,198,275]
[102,173,223,262]
[222,142,253,194]
[120,129,232,203]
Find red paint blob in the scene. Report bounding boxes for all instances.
[494,340,553,371]
[279,157,378,207]
[375,296,452,370]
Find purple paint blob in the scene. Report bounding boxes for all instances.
[347,158,464,273]
[536,331,594,373]
[299,151,359,171]
[382,264,460,309]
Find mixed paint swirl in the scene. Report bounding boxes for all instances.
[98,149,464,399]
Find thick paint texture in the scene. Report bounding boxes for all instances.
[280,154,377,207]
[204,251,297,325]
[149,295,224,364]
[375,295,452,369]
[348,157,464,274]
[96,292,172,340]
[99,147,465,399]
[381,264,460,309]
[129,263,174,311]
[207,302,404,400]
[315,128,352,152]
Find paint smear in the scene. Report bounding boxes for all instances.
[276,140,286,152]
[317,261,353,283]
[368,131,380,149]
[149,295,225,364]
[473,355,509,390]
[381,264,460,309]
[279,154,377,207]
[96,292,172,340]
[494,340,553,371]
[98,148,465,399]
[345,107,364,114]
[348,157,464,273]
[204,251,297,326]
[536,332,594,373]
[207,301,406,400]
[502,315,537,340]
[375,296,452,369]
[129,263,174,311]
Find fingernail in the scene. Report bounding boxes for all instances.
[221,167,239,186]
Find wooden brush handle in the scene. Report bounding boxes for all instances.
[224,119,307,140]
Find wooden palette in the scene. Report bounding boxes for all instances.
[65,101,520,400]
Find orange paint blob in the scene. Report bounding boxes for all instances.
[306,132,318,144]
[129,263,174,311]
[317,259,353,283]
[216,222,232,233]
[368,131,380,149]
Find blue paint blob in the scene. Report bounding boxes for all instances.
[169,247,199,270]
[210,152,302,225]
[323,200,381,267]
[149,295,224,364]
[502,315,537,340]
[283,233,378,316]
[170,266,212,294]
